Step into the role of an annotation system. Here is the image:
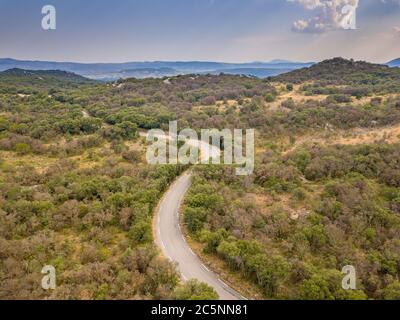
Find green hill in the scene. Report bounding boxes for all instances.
[272,58,400,96]
[0,68,95,94]
[273,57,400,85]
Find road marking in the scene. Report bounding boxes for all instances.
[218,279,227,286]
[201,264,210,272]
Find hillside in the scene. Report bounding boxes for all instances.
[1,60,400,300]
[271,58,400,97]
[0,68,95,94]
[273,57,400,84]
[0,68,93,82]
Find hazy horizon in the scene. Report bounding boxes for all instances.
[0,56,317,64]
[1,0,400,64]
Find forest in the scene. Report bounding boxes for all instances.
[0,69,217,300]
[0,58,399,300]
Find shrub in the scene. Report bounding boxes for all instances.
[173,280,219,300]
[264,93,276,103]
[122,150,141,163]
[15,143,32,155]
[129,220,152,244]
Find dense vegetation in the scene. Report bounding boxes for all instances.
[274,58,400,88]
[184,141,400,299]
[271,58,400,102]
[180,59,400,300]
[0,70,218,300]
[1,57,399,300]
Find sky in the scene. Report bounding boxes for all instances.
[0,0,399,63]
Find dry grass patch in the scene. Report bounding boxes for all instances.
[283,124,400,155]
[0,150,58,174]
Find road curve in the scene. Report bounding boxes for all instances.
[155,171,243,300]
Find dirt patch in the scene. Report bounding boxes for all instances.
[267,85,328,111]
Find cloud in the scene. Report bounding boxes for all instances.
[288,0,359,33]
[394,26,400,35]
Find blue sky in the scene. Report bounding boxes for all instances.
[0,0,399,63]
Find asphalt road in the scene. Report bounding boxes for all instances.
[155,171,244,300]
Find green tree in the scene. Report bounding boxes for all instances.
[382,281,400,300]
[0,117,10,132]
[184,207,208,233]
[174,280,219,300]
[257,255,290,297]
[117,121,138,139]
[129,220,152,244]
[217,241,242,270]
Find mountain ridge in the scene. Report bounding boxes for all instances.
[0,58,314,80]
[388,58,400,67]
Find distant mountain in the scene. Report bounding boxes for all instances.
[387,58,400,67]
[0,68,94,92]
[0,68,91,81]
[272,57,400,84]
[119,67,179,79]
[0,58,314,81]
[209,68,293,78]
[268,59,295,64]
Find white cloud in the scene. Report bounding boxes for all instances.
[288,0,324,10]
[288,0,359,33]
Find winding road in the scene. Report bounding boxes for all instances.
[154,171,244,300]
[141,130,244,299]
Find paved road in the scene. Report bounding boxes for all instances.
[155,171,243,300]
[139,131,221,163]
